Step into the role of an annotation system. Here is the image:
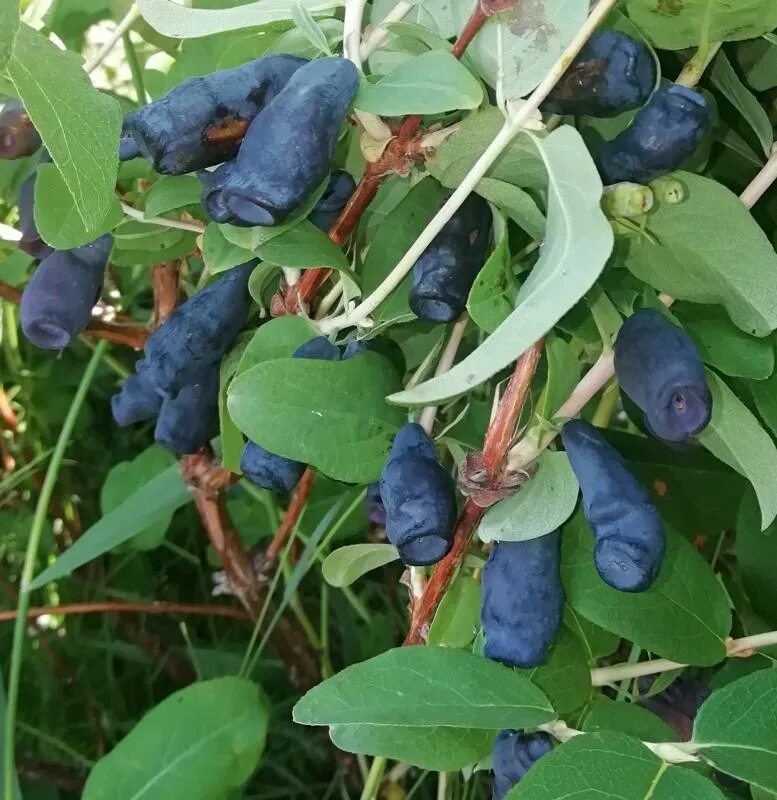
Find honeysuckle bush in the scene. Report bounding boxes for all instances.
[1,1,777,799]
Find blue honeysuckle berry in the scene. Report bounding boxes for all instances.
[481,533,564,668]
[543,30,656,118]
[409,192,492,323]
[241,335,340,493]
[17,173,53,260]
[111,371,163,427]
[560,419,665,592]
[366,481,386,526]
[197,162,236,224]
[20,235,113,350]
[308,170,356,232]
[0,99,42,160]
[491,730,554,800]
[140,262,255,396]
[614,308,712,442]
[154,367,220,456]
[124,54,307,175]
[379,423,457,566]
[596,84,710,185]
[222,57,359,226]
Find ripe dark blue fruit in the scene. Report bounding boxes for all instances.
[111,371,163,427]
[241,336,340,492]
[309,170,356,231]
[222,57,359,226]
[0,100,42,159]
[543,31,655,118]
[481,534,564,668]
[140,262,255,395]
[637,675,710,740]
[561,419,665,592]
[240,442,306,494]
[20,235,113,350]
[119,112,140,161]
[409,193,491,323]
[597,85,710,185]
[126,54,307,174]
[154,367,220,455]
[343,339,371,359]
[366,482,386,526]
[17,174,53,260]
[379,423,456,566]
[197,162,236,224]
[492,731,553,800]
[614,308,712,442]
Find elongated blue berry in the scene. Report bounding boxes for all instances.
[198,162,236,224]
[481,534,564,668]
[111,371,163,427]
[17,173,53,260]
[0,100,41,159]
[309,170,356,231]
[20,235,113,349]
[409,193,491,323]
[155,367,220,455]
[543,31,655,118]
[561,419,665,592]
[366,481,386,526]
[222,57,359,226]
[614,308,711,442]
[140,262,255,395]
[379,423,456,566]
[492,731,553,800]
[240,336,340,492]
[126,54,307,174]
[597,85,710,185]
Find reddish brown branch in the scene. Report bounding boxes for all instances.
[151,261,180,329]
[0,280,148,349]
[0,600,251,623]
[16,758,86,794]
[404,341,544,645]
[0,385,18,431]
[267,467,316,561]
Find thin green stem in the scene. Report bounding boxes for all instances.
[320,581,333,679]
[405,771,430,800]
[591,380,619,428]
[122,32,147,105]
[3,340,107,800]
[80,336,130,378]
[616,643,642,703]
[359,757,387,800]
[675,41,722,88]
[15,721,94,770]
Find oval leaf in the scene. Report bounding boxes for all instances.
[83,678,268,800]
[293,646,555,729]
[390,125,614,406]
[479,451,579,543]
[322,543,400,588]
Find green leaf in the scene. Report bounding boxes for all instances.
[329,724,495,771]
[6,24,121,232]
[144,175,203,218]
[219,334,252,474]
[29,465,191,590]
[581,696,679,743]
[138,0,341,37]
[467,209,514,334]
[737,38,777,91]
[34,162,123,250]
[228,353,405,483]
[693,670,777,793]
[322,544,400,588]
[256,219,349,271]
[294,645,555,729]
[430,108,546,191]
[625,0,777,49]
[507,732,726,800]
[451,0,588,101]
[428,574,481,649]
[523,625,592,716]
[479,452,579,544]
[390,126,613,406]
[0,1,19,71]
[354,50,482,116]
[565,607,621,662]
[561,512,731,665]
[624,172,777,338]
[291,2,333,56]
[735,488,777,626]
[202,223,255,274]
[536,336,582,421]
[236,315,317,376]
[675,304,774,380]
[100,446,177,551]
[83,678,268,800]
[475,177,546,240]
[697,370,777,529]
[360,177,447,326]
[710,50,773,158]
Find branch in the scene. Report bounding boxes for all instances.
[15,758,86,794]
[120,201,205,233]
[0,600,250,624]
[151,261,180,329]
[84,4,141,74]
[404,342,544,645]
[266,467,316,563]
[360,0,414,59]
